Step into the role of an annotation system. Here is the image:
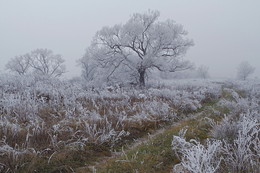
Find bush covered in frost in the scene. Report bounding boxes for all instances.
[172,82,260,173]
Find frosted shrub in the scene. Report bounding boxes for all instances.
[221,113,260,173]
[210,115,240,143]
[173,111,260,173]
[172,134,222,173]
[80,118,129,145]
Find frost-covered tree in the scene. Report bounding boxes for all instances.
[197,65,209,79]
[237,61,254,80]
[29,49,66,77]
[6,49,66,78]
[80,10,193,86]
[6,54,30,75]
[78,53,97,82]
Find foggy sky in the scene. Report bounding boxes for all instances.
[1,0,260,79]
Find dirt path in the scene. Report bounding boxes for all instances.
[87,126,169,170]
[82,112,204,172]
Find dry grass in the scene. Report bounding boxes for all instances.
[0,77,223,172]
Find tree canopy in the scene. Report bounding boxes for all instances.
[81,10,194,86]
[6,49,66,78]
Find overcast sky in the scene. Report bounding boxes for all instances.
[0,0,260,79]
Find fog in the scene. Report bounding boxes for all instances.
[0,0,260,78]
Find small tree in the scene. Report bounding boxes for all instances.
[6,54,30,75]
[81,10,193,87]
[78,53,97,82]
[6,49,66,78]
[237,61,254,80]
[197,65,209,79]
[29,49,66,77]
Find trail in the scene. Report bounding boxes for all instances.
[88,125,170,170]
[86,113,203,172]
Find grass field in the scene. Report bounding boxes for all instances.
[0,77,259,173]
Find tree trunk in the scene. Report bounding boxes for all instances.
[139,69,146,87]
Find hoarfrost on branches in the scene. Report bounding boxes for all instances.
[6,49,66,78]
[80,10,193,86]
[172,133,222,173]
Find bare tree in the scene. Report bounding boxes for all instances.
[29,49,66,77]
[5,54,30,75]
[81,10,193,87]
[6,49,66,78]
[197,65,209,79]
[237,61,255,80]
[78,52,97,82]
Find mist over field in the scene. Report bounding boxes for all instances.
[0,1,259,173]
[1,0,260,78]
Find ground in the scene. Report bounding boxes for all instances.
[0,77,259,172]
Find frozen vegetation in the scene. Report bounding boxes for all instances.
[0,72,259,172]
[0,73,222,172]
[1,9,259,173]
[172,80,260,173]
